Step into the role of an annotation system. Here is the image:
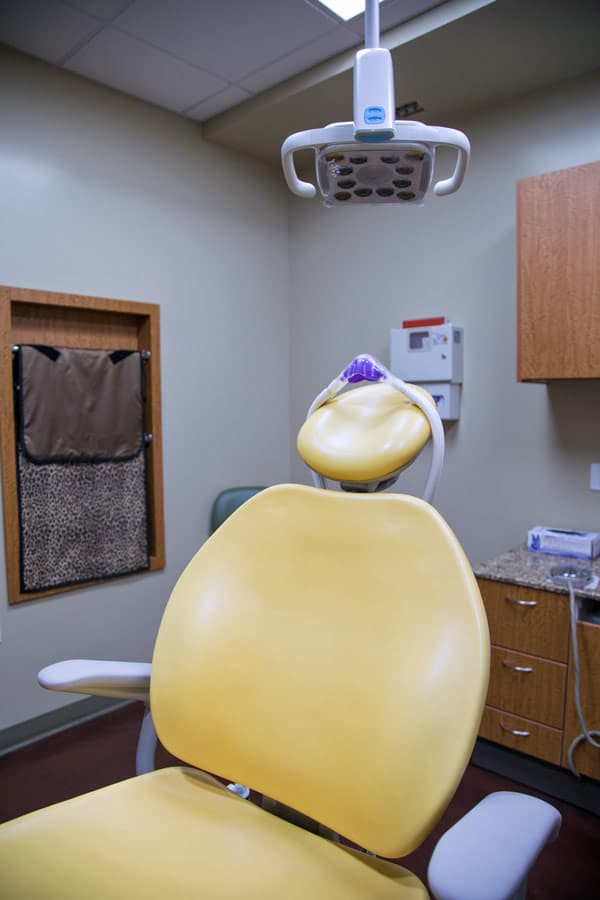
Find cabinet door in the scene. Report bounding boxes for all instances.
[478,578,569,662]
[517,160,600,381]
[562,620,600,780]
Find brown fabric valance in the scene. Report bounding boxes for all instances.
[18,345,144,462]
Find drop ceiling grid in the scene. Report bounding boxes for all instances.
[64,26,230,113]
[111,0,343,82]
[0,0,447,119]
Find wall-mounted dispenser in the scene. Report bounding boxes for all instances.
[390,318,463,420]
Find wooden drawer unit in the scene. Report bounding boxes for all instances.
[477,578,569,662]
[480,706,563,765]
[476,571,600,779]
[487,646,566,729]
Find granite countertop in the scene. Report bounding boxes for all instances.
[474,545,600,600]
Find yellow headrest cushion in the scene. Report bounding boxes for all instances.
[297,382,432,482]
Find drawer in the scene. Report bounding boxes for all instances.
[477,578,569,662]
[479,705,563,765]
[487,645,567,729]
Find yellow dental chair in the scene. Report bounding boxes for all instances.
[0,356,560,900]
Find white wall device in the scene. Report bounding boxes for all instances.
[390,318,463,421]
[424,383,461,422]
[390,322,463,383]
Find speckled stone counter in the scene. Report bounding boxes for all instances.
[474,545,600,600]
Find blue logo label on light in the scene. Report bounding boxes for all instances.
[357,134,390,142]
[364,106,385,124]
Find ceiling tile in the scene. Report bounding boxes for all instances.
[186,85,253,121]
[65,27,228,112]
[0,0,100,64]
[66,0,136,21]
[113,0,339,82]
[240,25,359,95]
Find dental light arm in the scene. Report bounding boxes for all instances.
[281,0,470,206]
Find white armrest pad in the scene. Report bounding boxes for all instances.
[38,659,152,701]
[427,791,561,900]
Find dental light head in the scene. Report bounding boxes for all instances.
[281,0,470,207]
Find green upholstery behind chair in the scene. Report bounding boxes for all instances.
[210,487,266,534]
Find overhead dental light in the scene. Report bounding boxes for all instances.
[281,0,470,206]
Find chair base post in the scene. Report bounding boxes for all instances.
[510,879,527,900]
[135,707,158,775]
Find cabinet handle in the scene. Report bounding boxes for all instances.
[504,596,537,607]
[500,722,530,737]
[501,660,533,673]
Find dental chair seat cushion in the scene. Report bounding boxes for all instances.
[0,767,427,900]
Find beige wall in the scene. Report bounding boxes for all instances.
[0,47,291,729]
[289,69,600,568]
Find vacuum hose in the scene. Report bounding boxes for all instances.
[566,580,600,777]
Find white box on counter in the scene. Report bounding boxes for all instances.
[527,526,600,559]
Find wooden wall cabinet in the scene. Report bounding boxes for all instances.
[477,577,600,780]
[517,160,600,381]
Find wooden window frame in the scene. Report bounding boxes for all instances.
[0,285,165,604]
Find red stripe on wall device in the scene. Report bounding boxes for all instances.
[402,317,446,329]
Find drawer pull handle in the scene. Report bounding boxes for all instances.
[500,722,530,737]
[501,661,533,673]
[504,596,537,607]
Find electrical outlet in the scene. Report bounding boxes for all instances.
[590,463,600,490]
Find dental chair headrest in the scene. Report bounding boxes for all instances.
[297,382,432,489]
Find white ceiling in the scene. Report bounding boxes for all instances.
[1,0,599,167]
[0,0,446,120]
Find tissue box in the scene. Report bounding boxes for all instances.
[527,526,600,559]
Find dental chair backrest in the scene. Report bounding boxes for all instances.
[151,485,489,857]
[151,495,488,858]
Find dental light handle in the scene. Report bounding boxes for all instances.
[281,124,352,199]
[433,131,470,196]
[306,354,444,504]
[281,123,470,200]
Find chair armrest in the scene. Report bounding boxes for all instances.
[427,791,561,900]
[38,660,151,702]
